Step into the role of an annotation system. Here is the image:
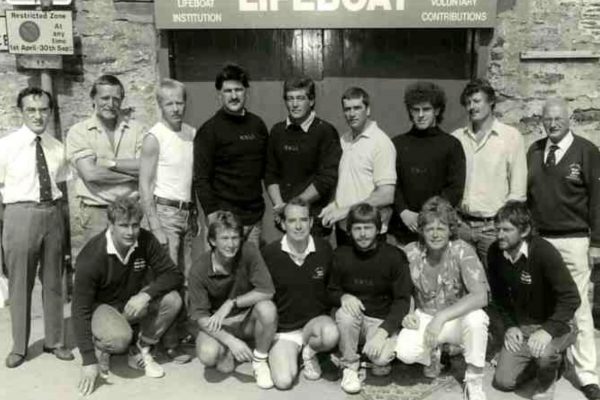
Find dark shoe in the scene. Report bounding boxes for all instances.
[582,384,600,400]
[5,353,26,368]
[43,346,75,361]
[165,347,192,364]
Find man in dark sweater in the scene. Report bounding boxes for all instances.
[262,199,339,390]
[266,77,341,237]
[193,64,268,248]
[488,201,580,400]
[329,203,412,394]
[527,97,600,400]
[73,197,184,396]
[391,81,465,246]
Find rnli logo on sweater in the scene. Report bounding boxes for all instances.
[133,258,147,271]
[239,133,257,141]
[520,271,532,285]
[312,266,325,280]
[566,163,582,182]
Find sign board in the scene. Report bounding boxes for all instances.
[6,10,73,54]
[154,0,497,29]
[6,1,72,5]
[0,17,8,52]
[16,54,63,69]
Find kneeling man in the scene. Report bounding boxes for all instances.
[188,211,277,389]
[262,198,339,389]
[73,197,184,396]
[489,201,580,400]
[329,203,412,393]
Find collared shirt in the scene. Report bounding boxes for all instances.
[105,229,138,265]
[404,239,489,316]
[66,115,144,205]
[285,111,316,133]
[281,235,316,266]
[0,125,70,203]
[336,120,397,231]
[451,118,527,217]
[544,131,574,165]
[502,241,529,265]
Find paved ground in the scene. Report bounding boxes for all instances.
[0,284,594,400]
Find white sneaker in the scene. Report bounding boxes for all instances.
[341,368,362,394]
[463,373,486,400]
[94,348,110,379]
[128,344,165,378]
[252,358,274,389]
[216,349,235,373]
[302,355,322,380]
[371,364,392,376]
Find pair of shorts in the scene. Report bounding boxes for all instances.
[274,329,304,348]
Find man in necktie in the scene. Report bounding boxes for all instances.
[0,87,73,368]
[527,97,600,400]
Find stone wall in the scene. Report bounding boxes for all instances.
[488,0,600,147]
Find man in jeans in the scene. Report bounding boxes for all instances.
[328,203,412,394]
[73,197,184,396]
[489,201,580,400]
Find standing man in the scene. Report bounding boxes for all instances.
[188,211,277,389]
[329,203,412,394]
[391,81,465,246]
[73,197,184,396]
[320,87,396,246]
[265,77,341,237]
[1,87,73,368]
[67,74,144,258]
[489,201,580,400]
[193,64,268,248]
[263,199,339,390]
[139,78,195,363]
[527,97,600,400]
[451,78,527,266]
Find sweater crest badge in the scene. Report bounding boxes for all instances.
[519,271,532,285]
[312,266,325,280]
[133,258,147,271]
[566,163,583,182]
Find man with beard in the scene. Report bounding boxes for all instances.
[488,201,580,400]
[328,203,412,393]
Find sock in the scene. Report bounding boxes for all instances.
[302,345,316,361]
[253,349,268,361]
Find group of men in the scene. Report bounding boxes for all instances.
[0,62,599,400]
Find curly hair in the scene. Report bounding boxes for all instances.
[417,196,459,240]
[404,81,447,124]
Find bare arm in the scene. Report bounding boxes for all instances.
[435,290,488,324]
[296,183,320,204]
[267,183,285,207]
[74,156,136,184]
[112,158,140,177]
[363,184,395,208]
[139,134,166,244]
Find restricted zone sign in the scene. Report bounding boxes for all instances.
[6,10,73,55]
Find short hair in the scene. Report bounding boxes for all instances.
[459,78,496,109]
[417,196,459,240]
[404,81,447,124]
[156,78,187,103]
[542,97,569,118]
[16,87,54,110]
[346,203,382,232]
[283,77,315,101]
[207,210,243,245]
[495,201,534,239]
[107,196,144,224]
[283,197,311,219]
[215,63,249,90]
[90,74,125,100]
[341,86,370,108]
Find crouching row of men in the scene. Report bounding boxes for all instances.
[73,194,579,400]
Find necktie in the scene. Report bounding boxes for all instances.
[546,144,559,167]
[35,136,53,202]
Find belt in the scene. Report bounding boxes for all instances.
[82,203,108,209]
[460,213,495,223]
[8,200,59,207]
[155,196,193,210]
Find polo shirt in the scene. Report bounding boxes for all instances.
[451,118,527,217]
[66,115,144,205]
[0,125,70,203]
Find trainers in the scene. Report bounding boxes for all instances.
[302,355,322,380]
[127,344,165,378]
[341,368,362,394]
[582,384,600,400]
[372,364,392,376]
[532,381,556,400]
[94,348,110,378]
[252,358,274,389]
[216,349,235,374]
[424,346,442,379]
[463,373,486,400]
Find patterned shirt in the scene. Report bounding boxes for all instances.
[404,239,489,315]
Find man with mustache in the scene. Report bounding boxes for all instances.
[139,78,196,363]
[266,77,341,237]
[527,97,600,400]
[67,75,145,259]
[193,64,268,248]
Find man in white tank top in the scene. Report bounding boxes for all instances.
[139,78,196,363]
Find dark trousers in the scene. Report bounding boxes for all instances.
[3,202,64,356]
[493,325,575,392]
